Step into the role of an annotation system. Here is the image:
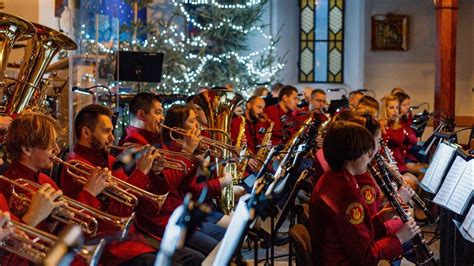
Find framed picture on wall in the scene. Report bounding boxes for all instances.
[371,14,409,51]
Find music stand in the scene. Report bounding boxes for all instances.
[115,51,164,93]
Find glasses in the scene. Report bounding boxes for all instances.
[313,99,326,103]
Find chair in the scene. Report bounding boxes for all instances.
[289,224,313,266]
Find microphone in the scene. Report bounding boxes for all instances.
[72,86,94,95]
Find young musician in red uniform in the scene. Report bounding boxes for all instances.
[309,121,420,265]
[380,95,418,189]
[60,104,159,265]
[120,93,219,263]
[161,105,230,256]
[0,112,95,265]
[264,85,302,145]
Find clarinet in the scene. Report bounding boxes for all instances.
[380,141,439,224]
[368,154,438,266]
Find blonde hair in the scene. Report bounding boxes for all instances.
[381,94,401,129]
[6,112,59,160]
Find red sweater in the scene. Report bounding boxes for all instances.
[310,169,403,265]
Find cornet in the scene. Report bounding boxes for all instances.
[160,123,241,157]
[51,156,168,212]
[110,144,193,172]
[0,175,133,239]
[1,220,105,265]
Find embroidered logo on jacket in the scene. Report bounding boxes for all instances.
[346,202,365,225]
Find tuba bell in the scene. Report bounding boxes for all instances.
[192,89,244,214]
[5,22,77,115]
[0,12,36,87]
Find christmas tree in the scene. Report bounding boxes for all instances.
[119,0,285,97]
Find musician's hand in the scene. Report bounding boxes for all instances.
[398,184,416,204]
[248,158,260,172]
[377,205,397,221]
[396,218,421,245]
[83,167,110,197]
[182,128,201,154]
[0,211,13,241]
[219,168,233,187]
[151,158,165,176]
[136,146,158,175]
[22,184,64,226]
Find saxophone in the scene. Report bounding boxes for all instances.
[256,119,274,161]
[235,116,249,182]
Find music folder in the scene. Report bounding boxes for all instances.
[433,155,473,215]
[420,141,458,193]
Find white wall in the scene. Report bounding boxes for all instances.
[364,0,473,117]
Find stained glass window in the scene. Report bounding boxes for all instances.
[299,0,344,83]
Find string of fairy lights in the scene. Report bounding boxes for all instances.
[78,0,284,98]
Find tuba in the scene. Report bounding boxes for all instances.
[4,22,77,115]
[0,13,36,87]
[192,89,244,214]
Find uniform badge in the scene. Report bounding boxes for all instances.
[346,202,365,225]
[361,185,376,204]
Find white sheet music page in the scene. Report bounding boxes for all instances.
[462,204,474,238]
[421,142,457,193]
[446,160,473,214]
[433,156,467,210]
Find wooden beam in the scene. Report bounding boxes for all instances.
[434,0,458,127]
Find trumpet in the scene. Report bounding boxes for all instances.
[0,175,133,239]
[110,144,194,172]
[51,156,168,212]
[1,220,105,265]
[160,123,240,157]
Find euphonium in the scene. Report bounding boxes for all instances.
[1,220,105,265]
[0,13,36,87]
[2,21,77,115]
[51,156,168,212]
[0,175,133,239]
[192,89,244,214]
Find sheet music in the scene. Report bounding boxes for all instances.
[446,160,473,214]
[433,157,467,210]
[462,205,474,238]
[421,142,457,193]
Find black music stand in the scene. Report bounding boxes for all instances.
[115,51,164,93]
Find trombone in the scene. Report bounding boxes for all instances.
[51,156,168,212]
[0,175,133,239]
[1,219,105,265]
[110,144,193,172]
[160,123,241,157]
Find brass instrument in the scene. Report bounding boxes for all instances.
[234,115,247,183]
[368,154,438,266]
[1,220,105,265]
[51,156,168,212]
[192,89,244,214]
[255,118,274,161]
[0,13,36,87]
[110,144,193,172]
[160,123,241,157]
[0,175,133,239]
[5,22,77,115]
